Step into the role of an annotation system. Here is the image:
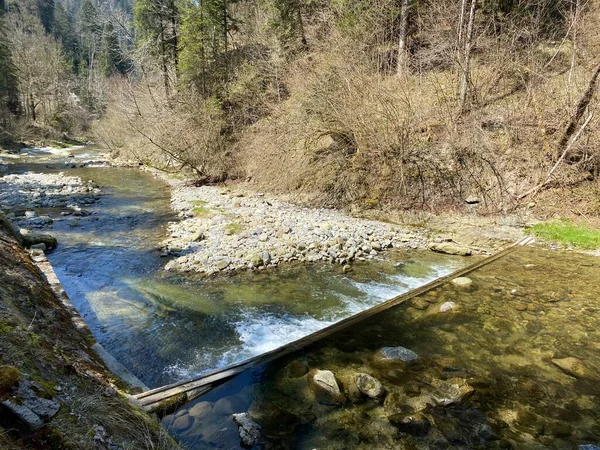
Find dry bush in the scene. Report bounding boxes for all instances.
[95,75,236,182]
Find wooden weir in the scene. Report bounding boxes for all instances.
[132,236,535,412]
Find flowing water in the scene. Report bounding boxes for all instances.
[162,246,600,450]
[0,147,465,389]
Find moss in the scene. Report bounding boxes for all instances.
[528,219,600,250]
[224,222,243,235]
[148,392,188,417]
[0,323,15,334]
[0,366,21,395]
[192,206,214,218]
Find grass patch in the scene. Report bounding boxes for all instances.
[224,222,243,235]
[528,219,600,250]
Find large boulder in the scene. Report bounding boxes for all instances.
[308,369,345,405]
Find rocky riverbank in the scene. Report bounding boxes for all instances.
[159,178,463,276]
[0,213,181,450]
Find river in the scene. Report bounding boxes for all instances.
[0,146,464,389]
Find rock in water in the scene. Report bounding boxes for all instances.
[451,277,473,287]
[232,412,261,446]
[376,346,419,363]
[308,369,345,405]
[552,357,595,380]
[429,242,472,256]
[388,412,431,436]
[172,414,191,431]
[188,401,212,419]
[354,373,385,399]
[431,378,475,405]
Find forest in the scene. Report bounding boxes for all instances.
[1,0,600,214]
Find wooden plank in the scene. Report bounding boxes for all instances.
[135,237,534,409]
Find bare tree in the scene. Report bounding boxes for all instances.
[396,0,410,78]
[459,0,476,113]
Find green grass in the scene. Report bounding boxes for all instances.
[190,201,214,218]
[528,219,600,250]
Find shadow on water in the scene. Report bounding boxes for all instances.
[163,246,600,450]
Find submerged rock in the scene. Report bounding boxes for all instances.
[388,412,431,436]
[188,401,213,419]
[376,346,419,363]
[354,373,385,399]
[451,277,473,287]
[287,360,309,378]
[22,233,57,250]
[431,378,475,406]
[551,357,595,380]
[172,414,191,431]
[232,412,261,446]
[308,369,345,405]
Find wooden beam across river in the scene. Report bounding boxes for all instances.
[131,236,535,412]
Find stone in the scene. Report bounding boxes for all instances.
[354,373,385,399]
[308,369,345,405]
[411,298,430,310]
[465,195,480,204]
[172,414,191,431]
[261,251,271,265]
[1,400,44,431]
[190,231,205,242]
[250,253,263,266]
[288,360,309,378]
[376,346,419,363]
[213,396,247,416]
[451,277,473,287]
[429,242,472,256]
[188,401,213,419]
[22,233,57,250]
[24,211,37,218]
[342,264,352,274]
[431,378,475,405]
[216,260,230,270]
[29,243,46,251]
[552,357,595,380]
[388,412,431,436]
[232,413,261,446]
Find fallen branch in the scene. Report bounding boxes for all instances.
[518,111,594,200]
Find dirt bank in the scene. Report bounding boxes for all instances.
[0,213,181,450]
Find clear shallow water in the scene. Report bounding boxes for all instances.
[163,246,600,450]
[0,147,465,388]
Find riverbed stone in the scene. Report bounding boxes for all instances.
[22,233,58,250]
[288,360,310,378]
[551,357,595,380]
[376,346,419,363]
[388,412,431,436]
[431,378,474,405]
[429,242,472,256]
[213,396,247,416]
[354,373,385,399]
[452,277,473,287]
[308,369,345,405]
[232,412,261,446]
[172,414,192,431]
[188,401,213,419]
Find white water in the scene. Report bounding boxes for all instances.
[164,263,458,381]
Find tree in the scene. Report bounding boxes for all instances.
[458,0,476,114]
[396,0,410,78]
[134,0,180,98]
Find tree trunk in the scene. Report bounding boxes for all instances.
[396,0,409,78]
[557,61,600,159]
[459,0,476,113]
